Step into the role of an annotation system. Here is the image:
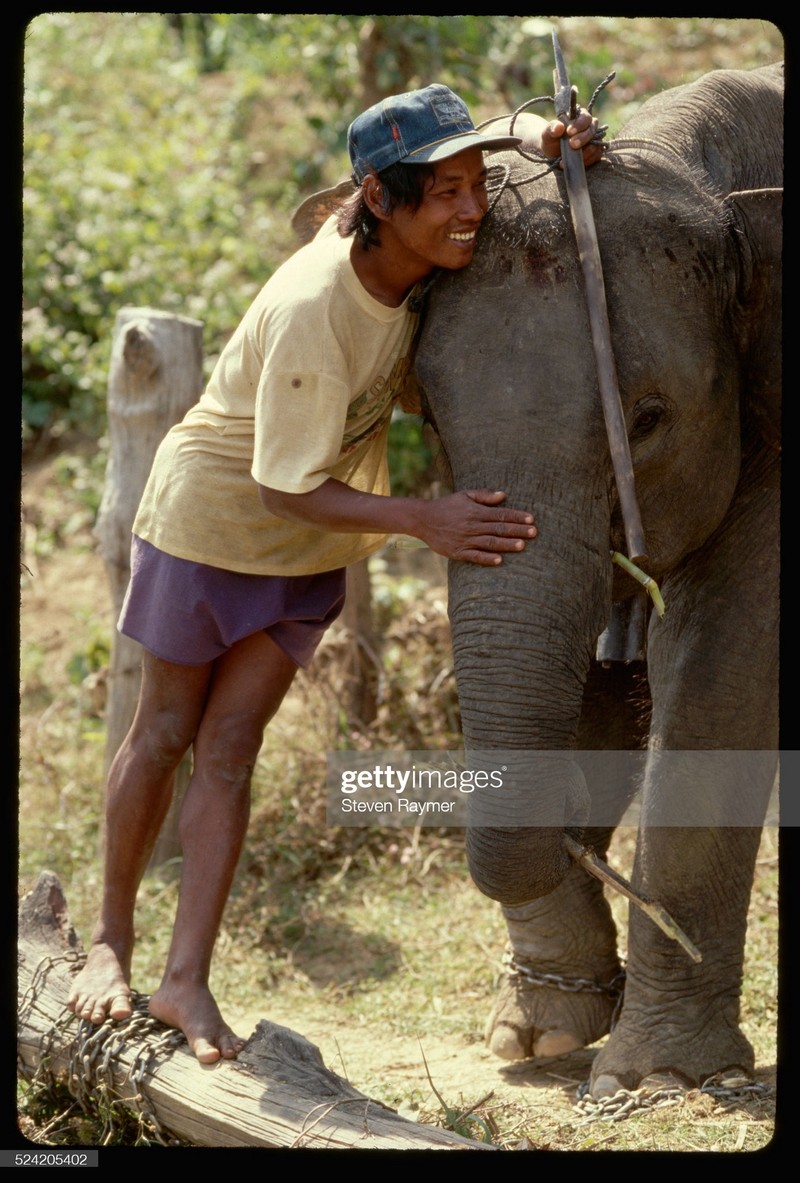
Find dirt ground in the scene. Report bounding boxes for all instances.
[18,450,778,1150]
[231,997,605,1134]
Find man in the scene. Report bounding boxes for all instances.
[67,84,598,1063]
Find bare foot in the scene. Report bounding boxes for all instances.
[67,942,133,1025]
[148,980,246,1064]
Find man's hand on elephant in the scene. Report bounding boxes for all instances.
[418,489,537,566]
[541,108,604,167]
[259,478,535,567]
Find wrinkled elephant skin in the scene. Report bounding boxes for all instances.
[416,64,781,1096]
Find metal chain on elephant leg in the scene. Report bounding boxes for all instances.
[502,948,626,1030]
[499,951,774,1123]
[573,1072,774,1124]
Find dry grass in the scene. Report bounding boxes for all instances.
[18,451,779,1150]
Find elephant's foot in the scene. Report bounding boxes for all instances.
[582,824,768,1099]
[585,998,755,1098]
[485,862,621,1061]
[486,966,623,1061]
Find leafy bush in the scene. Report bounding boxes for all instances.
[23,14,304,441]
[23,14,783,447]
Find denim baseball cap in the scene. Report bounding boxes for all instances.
[348,84,522,183]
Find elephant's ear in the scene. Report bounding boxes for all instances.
[726,187,782,450]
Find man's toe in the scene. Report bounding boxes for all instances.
[193,1038,222,1065]
[79,1000,106,1024]
[108,993,132,1021]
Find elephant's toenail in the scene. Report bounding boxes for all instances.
[486,1025,529,1061]
[637,1071,688,1093]
[532,1030,582,1057]
[588,1073,627,1099]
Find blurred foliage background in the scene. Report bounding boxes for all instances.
[22,14,784,481]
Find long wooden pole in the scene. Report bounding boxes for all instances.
[552,31,647,564]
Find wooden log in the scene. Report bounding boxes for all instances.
[94,307,204,869]
[17,872,493,1151]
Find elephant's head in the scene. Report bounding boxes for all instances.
[415,65,782,904]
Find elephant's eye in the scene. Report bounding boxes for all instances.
[630,396,668,440]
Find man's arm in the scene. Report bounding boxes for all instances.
[259,478,537,567]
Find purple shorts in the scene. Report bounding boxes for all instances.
[118,537,346,669]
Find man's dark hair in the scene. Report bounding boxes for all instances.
[337,161,435,250]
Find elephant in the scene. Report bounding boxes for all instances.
[414,62,782,1098]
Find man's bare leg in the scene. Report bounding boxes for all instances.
[147,631,298,1063]
[68,653,214,1025]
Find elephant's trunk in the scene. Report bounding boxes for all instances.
[447,490,612,904]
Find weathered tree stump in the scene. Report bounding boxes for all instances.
[17,873,493,1150]
[94,307,204,869]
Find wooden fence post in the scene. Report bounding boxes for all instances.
[94,307,204,870]
[340,558,379,727]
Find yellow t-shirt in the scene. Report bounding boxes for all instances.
[133,220,420,575]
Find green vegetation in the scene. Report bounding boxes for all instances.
[23,14,783,449]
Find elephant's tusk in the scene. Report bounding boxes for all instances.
[611,551,666,617]
[564,835,702,963]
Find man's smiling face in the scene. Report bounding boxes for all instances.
[386,147,490,274]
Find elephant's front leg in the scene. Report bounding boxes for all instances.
[486,662,648,1061]
[588,449,779,1096]
[487,851,622,1060]
[590,824,767,1095]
